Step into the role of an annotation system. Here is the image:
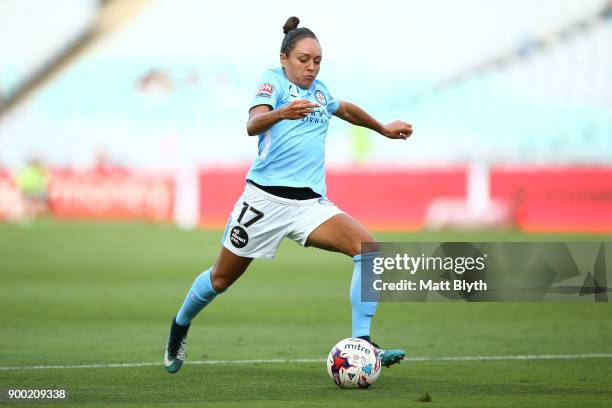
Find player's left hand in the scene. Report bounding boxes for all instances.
[382,121,413,140]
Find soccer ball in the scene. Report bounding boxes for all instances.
[327,337,382,388]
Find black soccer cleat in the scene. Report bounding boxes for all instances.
[163,317,190,374]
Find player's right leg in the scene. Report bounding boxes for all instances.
[164,248,252,373]
[164,182,292,373]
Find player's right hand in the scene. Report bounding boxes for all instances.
[279,99,320,120]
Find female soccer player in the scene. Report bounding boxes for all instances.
[164,16,413,373]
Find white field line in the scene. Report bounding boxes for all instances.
[1,354,612,371]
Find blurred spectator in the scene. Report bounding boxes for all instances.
[136,69,174,94]
[14,158,51,219]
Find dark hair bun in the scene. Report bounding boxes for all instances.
[283,16,300,35]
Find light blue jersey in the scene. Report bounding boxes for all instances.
[246,67,339,197]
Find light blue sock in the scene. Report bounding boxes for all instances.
[175,268,222,326]
[350,252,380,338]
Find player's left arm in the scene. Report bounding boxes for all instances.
[332,100,413,140]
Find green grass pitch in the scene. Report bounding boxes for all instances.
[1,220,611,407]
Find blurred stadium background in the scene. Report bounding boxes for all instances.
[2,2,612,406]
[1,0,611,233]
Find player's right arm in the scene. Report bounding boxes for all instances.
[246,100,320,136]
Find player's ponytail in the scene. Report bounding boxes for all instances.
[280,16,318,55]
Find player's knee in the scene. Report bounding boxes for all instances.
[210,272,232,293]
[347,236,379,258]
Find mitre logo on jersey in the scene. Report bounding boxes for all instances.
[314,90,327,106]
[256,83,274,98]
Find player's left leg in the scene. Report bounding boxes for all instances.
[305,213,406,367]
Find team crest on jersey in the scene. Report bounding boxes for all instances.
[256,83,274,98]
[314,90,327,106]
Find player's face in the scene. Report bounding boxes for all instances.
[280,37,322,89]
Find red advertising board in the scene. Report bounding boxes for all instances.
[326,167,467,230]
[491,166,612,232]
[198,166,467,230]
[49,169,174,221]
[5,165,612,232]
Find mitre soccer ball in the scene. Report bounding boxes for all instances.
[327,337,382,388]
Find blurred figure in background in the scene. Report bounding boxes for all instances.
[14,158,51,220]
[136,69,174,102]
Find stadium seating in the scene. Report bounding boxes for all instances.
[0,0,609,167]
